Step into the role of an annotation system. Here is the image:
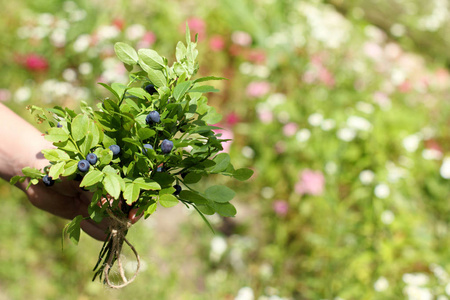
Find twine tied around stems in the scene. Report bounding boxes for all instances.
[92,209,140,289]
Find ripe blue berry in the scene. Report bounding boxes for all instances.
[57,122,63,128]
[173,184,182,196]
[43,175,54,186]
[109,144,120,156]
[142,144,153,154]
[78,160,90,172]
[146,111,160,124]
[144,84,157,95]
[161,139,174,154]
[86,153,98,165]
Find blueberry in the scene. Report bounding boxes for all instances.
[57,122,62,128]
[43,175,54,186]
[109,144,120,156]
[173,184,182,196]
[78,160,90,172]
[144,84,157,95]
[161,139,174,154]
[156,166,164,172]
[142,144,153,154]
[146,111,160,124]
[86,153,98,165]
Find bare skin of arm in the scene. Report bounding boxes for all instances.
[0,103,109,240]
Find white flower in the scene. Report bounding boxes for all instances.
[266,93,286,109]
[422,149,443,160]
[347,116,372,131]
[50,28,66,47]
[403,273,429,286]
[239,62,253,75]
[97,25,120,41]
[381,210,395,225]
[70,10,87,22]
[261,187,275,199]
[390,23,406,37]
[38,13,54,26]
[78,62,93,75]
[359,170,375,185]
[321,119,336,131]
[403,285,432,300]
[337,128,356,142]
[73,34,91,52]
[374,276,389,292]
[374,183,390,199]
[308,113,323,126]
[210,236,227,262]
[62,69,77,82]
[296,129,311,143]
[440,158,450,179]
[325,161,337,175]
[242,146,255,159]
[403,134,421,152]
[356,102,375,114]
[235,287,254,300]
[126,24,146,40]
[14,87,31,103]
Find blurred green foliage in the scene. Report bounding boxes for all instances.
[1,0,450,299]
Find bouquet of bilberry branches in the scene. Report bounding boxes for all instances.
[11,26,252,288]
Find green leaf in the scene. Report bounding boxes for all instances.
[48,161,66,179]
[63,160,78,176]
[208,153,231,173]
[175,41,187,61]
[138,49,165,70]
[159,187,176,195]
[64,215,83,245]
[192,205,215,234]
[173,80,192,101]
[183,172,202,184]
[137,128,156,140]
[45,127,69,143]
[205,185,235,203]
[111,83,127,99]
[80,170,104,187]
[71,114,89,141]
[146,202,157,216]
[80,131,94,156]
[127,87,149,99]
[22,167,44,178]
[103,174,122,199]
[179,190,207,205]
[188,85,219,93]
[159,194,178,208]
[233,168,254,181]
[193,76,226,83]
[202,107,222,124]
[210,202,237,217]
[10,176,22,185]
[124,183,141,205]
[134,177,161,190]
[98,83,120,101]
[196,204,215,215]
[146,68,167,88]
[114,42,139,65]
[98,149,113,166]
[41,149,71,162]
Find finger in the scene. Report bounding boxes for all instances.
[80,219,108,241]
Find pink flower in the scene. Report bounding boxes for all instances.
[137,32,156,49]
[0,89,11,102]
[246,49,266,64]
[209,35,225,52]
[258,109,273,123]
[283,122,298,137]
[246,81,270,98]
[213,126,234,153]
[231,31,252,46]
[184,17,206,41]
[225,112,240,126]
[24,54,48,71]
[295,169,325,196]
[273,200,289,217]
